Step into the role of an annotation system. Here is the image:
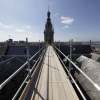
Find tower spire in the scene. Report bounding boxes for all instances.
[47,6,50,18]
[44,9,54,44]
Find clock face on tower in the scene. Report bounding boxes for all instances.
[44,10,54,44]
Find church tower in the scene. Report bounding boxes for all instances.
[44,10,54,44]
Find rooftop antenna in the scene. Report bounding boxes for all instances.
[8,35,11,39]
[26,38,31,78]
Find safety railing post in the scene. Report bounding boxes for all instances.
[59,40,60,55]
[69,39,73,73]
[26,38,31,77]
[39,40,40,56]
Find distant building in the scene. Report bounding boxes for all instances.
[19,41,25,43]
[44,10,54,44]
[14,41,18,43]
[9,39,13,44]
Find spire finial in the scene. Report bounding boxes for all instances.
[48,5,49,12]
[47,5,50,18]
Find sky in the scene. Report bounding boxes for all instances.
[0,0,100,42]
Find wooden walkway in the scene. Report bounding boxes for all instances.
[19,45,79,100]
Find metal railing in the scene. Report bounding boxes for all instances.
[53,44,100,91]
[53,47,87,100]
[0,46,45,90]
[12,46,47,100]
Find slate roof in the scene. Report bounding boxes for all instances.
[0,56,29,100]
[75,55,100,100]
[4,45,43,62]
[0,57,3,62]
[90,53,100,62]
[56,45,92,60]
[0,57,24,84]
[6,46,41,56]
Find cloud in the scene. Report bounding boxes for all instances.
[0,31,5,35]
[26,25,31,29]
[68,33,75,36]
[0,22,12,28]
[34,33,40,36]
[0,23,3,26]
[27,32,39,36]
[54,13,59,16]
[24,25,31,29]
[61,16,74,24]
[68,33,73,36]
[16,29,24,32]
[0,22,41,42]
[3,25,10,28]
[61,25,69,29]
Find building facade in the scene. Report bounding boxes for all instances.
[44,10,54,44]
